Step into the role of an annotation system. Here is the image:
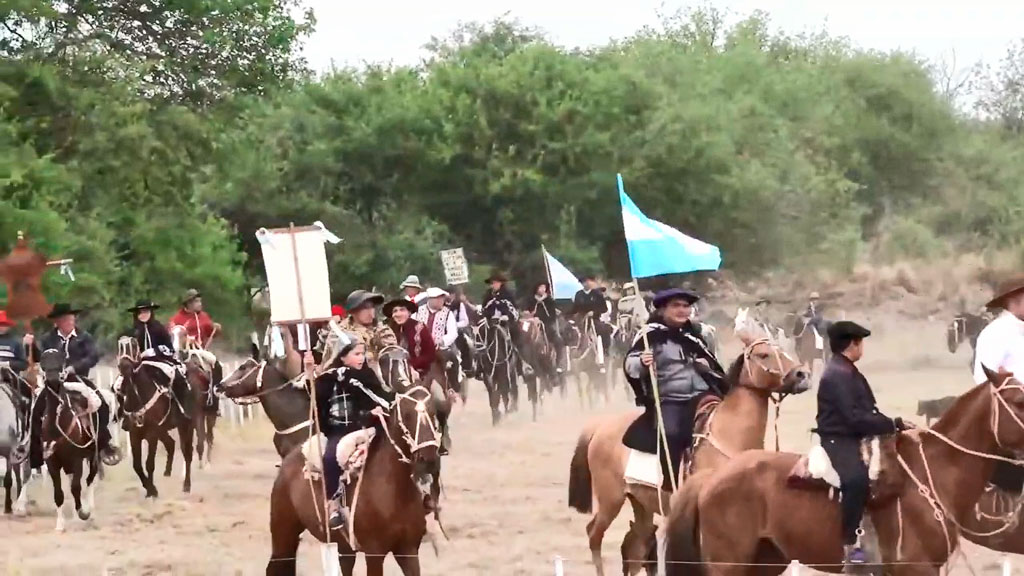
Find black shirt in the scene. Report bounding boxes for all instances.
[571,289,606,318]
[815,354,897,437]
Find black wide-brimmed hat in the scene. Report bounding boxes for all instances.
[126,299,160,313]
[382,298,418,318]
[47,303,83,319]
[653,288,700,308]
[827,321,871,341]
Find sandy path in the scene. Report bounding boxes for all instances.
[0,317,1018,575]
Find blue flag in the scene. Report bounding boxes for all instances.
[618,174,722,278]
[542,248,584,300]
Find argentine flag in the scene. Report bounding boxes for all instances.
[618,173,722,278]
[542,247,584,300]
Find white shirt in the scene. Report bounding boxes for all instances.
[973,311,1024,384]
[454,303,470,329]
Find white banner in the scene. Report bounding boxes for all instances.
[257,225,337,326]
[439,247,470,285]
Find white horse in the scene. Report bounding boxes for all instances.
[733,306,789,348]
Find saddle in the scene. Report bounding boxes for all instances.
[787,434,904,506]
[302,428,377,484]
[622,395,722,490]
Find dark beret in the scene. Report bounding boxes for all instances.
[653,288,700,308]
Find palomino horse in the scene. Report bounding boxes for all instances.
[116,337,195,497]
[266,347,443,576]
[946,312,990,366]
[218,350,311,459]
[170,325,221,468]
[37,348,102,531]
[567,331,811,576]
[662,365,1024,576]
[476,317,518,425]
[0,365,32,515]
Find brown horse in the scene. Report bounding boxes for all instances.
[567,332,810,576]
[663,365,1024,576]
[266,347,442,576]
[116,337,195,497]
[218,353,312,459]
[959,472,1024,554]
[521,316,557,421]
[784,314,831,378]
[171,325,221,468]
[36,348,102,531]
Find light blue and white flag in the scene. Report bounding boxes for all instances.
[618,173,722,278]
[542,247,584,300]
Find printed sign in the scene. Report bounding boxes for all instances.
[440,247,469,285]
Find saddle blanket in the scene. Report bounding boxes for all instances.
[302,428,376,482]
[624,448,663,488]
[800,435,881,489]
[63,381,102,415]
[183,348,218,374]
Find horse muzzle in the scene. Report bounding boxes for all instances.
[782,368,812,394]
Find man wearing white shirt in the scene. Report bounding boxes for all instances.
[973,276,1024,384]
[415,286,459,453]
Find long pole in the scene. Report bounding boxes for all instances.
[289,224,333,546]
[635,276,677,494]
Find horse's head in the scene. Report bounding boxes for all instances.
[733,307,749,334]
[116,336,140,378]
[390,384,442,499]
[38,348,66,392]
[216,357,267,403]
[379,345,414,392]
[730,330,810,396]
[980,365,1024,454]
[946,316,965,354]
[249,331,262,361]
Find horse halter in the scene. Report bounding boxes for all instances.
[378,345,414,389]
[741,338,792,387]
[220,358,304,405]
[376,385,441,464]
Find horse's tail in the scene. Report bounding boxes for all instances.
[567,426,595,513]
[665,480,704,576]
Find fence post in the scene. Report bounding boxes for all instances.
[1003,555,1012,576]
[553,556,564,576]
[789,559,801,576]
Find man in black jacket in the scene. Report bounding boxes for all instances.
[0,310,27,374]
[815,320,912,566]
[571,275,613,374]
[481,270,528,375]
[25,303,116,470]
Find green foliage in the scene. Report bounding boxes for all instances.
[5,4,1024,347]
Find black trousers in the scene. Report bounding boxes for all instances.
[821,436,870,545]
[658,397,703,486]
[541,321,567,368]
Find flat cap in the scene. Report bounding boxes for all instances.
[827,320,871,341]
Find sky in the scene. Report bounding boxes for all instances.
[299,0,1023,75]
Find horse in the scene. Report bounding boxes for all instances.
[171,325,220,468]
[0,365,32,515]
[662,365,1024,576]
[567,331,811,576]
[116,337,195,497]
[520,316,557,421]
[733,307,787,347]
[266,347,443,576]
[567,315,609,408]
[958,461,1024,555]
[36,348,102,531]
[946,312,990,366]
[475,317,518,425]
[784,313,831,378]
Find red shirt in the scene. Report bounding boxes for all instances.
[168,309,217,347]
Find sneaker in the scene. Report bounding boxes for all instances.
[843,545,866,565]
[328,501,349,531]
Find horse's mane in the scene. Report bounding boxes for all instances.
[726,353,745,389]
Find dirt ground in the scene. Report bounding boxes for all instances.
[0,315,1019,575]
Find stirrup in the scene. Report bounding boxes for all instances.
[101,446,123,466]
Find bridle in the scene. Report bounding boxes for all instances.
[219,357,306,405]
[374,384,441,464]
[116,337,176,427]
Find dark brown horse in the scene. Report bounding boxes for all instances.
[36,348,102,531]
[266,347,443,576]
[663,366,1024,576]
[171,325,221,469]
[521,316,557,421]
[116,337,195,497]
[568,331,810,576]
[475,317,518,424]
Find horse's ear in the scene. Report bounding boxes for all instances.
[982,364,1014,386]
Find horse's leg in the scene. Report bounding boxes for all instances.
[622,496,656,576]
[3,458,12,514]
[48,459,66,532]
[266,475,304,576]
[194,403,207,470]
[178,421,194,494]
[206,411,216,466]
[71,457,88,521]
[129,430,153,497]
[392,546,421,576]
[586,478,626,576]
[364,554,386,576]
[338,552,357,576]
[81,455,98,520]
[161,429,175,477]
[14,459,32,516]
[525,373,538,422]
[144,431,160,498]
[484,376,500,426]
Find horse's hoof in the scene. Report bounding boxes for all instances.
[182,483,191,494]
[78,508,91,521]
[163,470,172,478]
[13,508,26,518]
[146,489,159,499]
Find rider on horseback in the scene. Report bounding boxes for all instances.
[481,270,528,376]
[26,303,117,471]
[312,333,394,531]
[800,291,826,334]
[623,288,727,485]
[383,298,435,379]
[0,310,28,374]
[168,289,223,386]
[526,282,566,373]
[447,287,476,375]
[571,275,613,374]
[339,290,390,374]
[616,281,649,334]
[400,275,425,307]
[124,300,175,357]
[415,287,460,384]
